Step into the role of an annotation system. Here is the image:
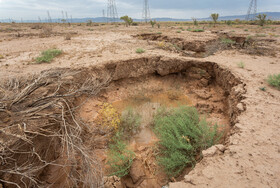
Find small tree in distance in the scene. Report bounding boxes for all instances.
[256,14,267,26]
[211,13,219,27]
[150,20,156,28]
[120,15,133,27]
[192,17,198,26]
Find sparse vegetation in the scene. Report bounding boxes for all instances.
[211,13,219,26]
[107,132,135,177]
[176,30,181,33]
[86,19,93,26]
[255,33,266,37]
[153,106,222,177]
[120,15,133,27]
[150,20,156,28]
[119,108,141,140]
[267,74,280,90]
[256,14,267,27]
[259,87,266,91]
[221,38,236,45]
[192,17,198,26]
[35,49,62,63]
[237,62,245,69]
[65,33,71,40]
[96,103,121,131]
[136,48,145,53]
[192,29,204,32]
[226,20,232,26]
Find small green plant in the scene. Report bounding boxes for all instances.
[267,74,280,90]
[107,132,135,177]
[244,29,248,31]
[120,15,133,27]
[255,33,266,37]
[221,38,236,45]
[176,30,181,33]
[157,23,161,28]
[259,87,266,91]
[192,29,204,32]
[153,106,222,177]
[86,20,93,26]
[187,28,192,31]
[192,18,198,26]
[211,13,219,27]
[150,20,156,28]
[119,108,141,140]
[226,20,232,26]
[237,62,245,69]
[156,32,162,34]
[35,49,62,63]
[136,48,145,54]
[246,36,253,42]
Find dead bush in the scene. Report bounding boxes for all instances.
[39,27,52,38]
[0,69,111,187]
[65,33,71,40]
[31,24,42,30]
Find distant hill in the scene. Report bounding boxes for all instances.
[1,12,280,23]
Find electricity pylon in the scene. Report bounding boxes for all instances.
[107,0,118,22]
[142,0,150,23]
[246,0,257,20]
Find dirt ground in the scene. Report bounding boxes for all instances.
[0,22,280,188]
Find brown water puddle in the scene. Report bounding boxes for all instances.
[111,92,193,146]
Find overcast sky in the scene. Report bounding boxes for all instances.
[0,0,280,20]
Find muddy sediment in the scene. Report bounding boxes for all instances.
[77,56,246,187]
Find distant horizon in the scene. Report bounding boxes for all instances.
[0,0,280,21]
[1,11,280,23]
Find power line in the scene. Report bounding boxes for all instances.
[142,0,150,23]
[107,0,118,23]
[47,11,52,23]
[246,0,257,20]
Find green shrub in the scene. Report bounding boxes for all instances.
[237,62,245,68]
[255,33,266,37]
[120,15,133,27]
[259,87,266,91]
[150,20,156,28]
[267,74,280,90]
[221,38,236,45]
[136,48,145,53]
[119,108,141,140]
[153,106,222,177]
[36,49,62,63]
[107,132,135,177]
[226,20,232,26]
[192,29,204,32]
